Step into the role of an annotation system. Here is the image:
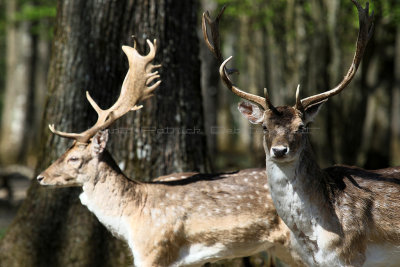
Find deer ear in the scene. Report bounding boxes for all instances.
[91,130,109,157]
[238,101,265,124]
[304,99,326,124]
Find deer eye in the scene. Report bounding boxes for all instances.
[297,124,305,133]
[68,156,80,163]
[262,125,268,132]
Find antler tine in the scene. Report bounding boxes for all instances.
[86,91,103,114]
[145,39,157,60]
[49,38,161,143]
[300,0,373,109]
[220,57,267,110]
[49,124,85,140]
[264,88,281,114]
[202,6,226,63]
[295,84,303,110]
[202,11,216,58]
[202,5,238,77]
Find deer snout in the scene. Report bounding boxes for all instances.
[37,173,51,185]
[37,174,44,182]
[271,146,289,158]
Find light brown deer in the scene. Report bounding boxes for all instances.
[37,39,305,266]
[208,1,400,266]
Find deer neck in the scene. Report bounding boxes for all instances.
[79,150,143,241]
[265,138,341,265]
[265,145,329,223]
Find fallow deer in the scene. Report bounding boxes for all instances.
[37,39,305,266]
[208,1,400,266]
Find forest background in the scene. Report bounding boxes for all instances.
[0,0,399,266]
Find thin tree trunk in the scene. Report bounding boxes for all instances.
[391,25,400,166]
[0,0,33,164]
[0,1,207,266]
[0,0,51,166]
[216,31,236,157]
[200,0,219,170]
[29,29,51,166]
[237,16,251,152]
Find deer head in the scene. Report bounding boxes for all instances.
[235,86,325,163]
[37,130,111,187]
[204,0,373,163]
[37,39,161,187]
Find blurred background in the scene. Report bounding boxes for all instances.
[0,0,399,266]
[201,0,400,171]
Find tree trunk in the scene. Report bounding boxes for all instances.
[306,0,331,166]
[391,24,400,166]
[0,0,51,166]
[0,0,33,164]
[0,0,207,266]
[113,0,209,179]
[200,0,219,170]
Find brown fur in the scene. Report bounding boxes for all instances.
[259,105,400,266]
[126,168,303,266]
[326,166,400,260]
[38,140,305,267]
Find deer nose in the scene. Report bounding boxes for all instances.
[271,146,288,158]
[37,175,44,182]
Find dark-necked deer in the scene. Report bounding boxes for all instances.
[206,1,400,266]
[37,39,305,266]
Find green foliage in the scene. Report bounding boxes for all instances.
[372,1,400,26]
[0,0,57,122]
[14,2,57,38]
[0,228,7,240]
[215,0,400,30]
[15,4,56,22]
[215,0,286,29]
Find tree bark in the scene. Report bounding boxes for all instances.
[111,0,209,180]
[0,0,207,266]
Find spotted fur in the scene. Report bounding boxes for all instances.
[38,131,304,267]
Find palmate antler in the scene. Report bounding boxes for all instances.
[49,39,161,143]
[204,0,373,113]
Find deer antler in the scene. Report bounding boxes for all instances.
[204,1,373,113]
[219,57,270,110]
[297,0,374,110]
[50,39,161,143]
[202,7,225,64]
[202,6,277,112]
